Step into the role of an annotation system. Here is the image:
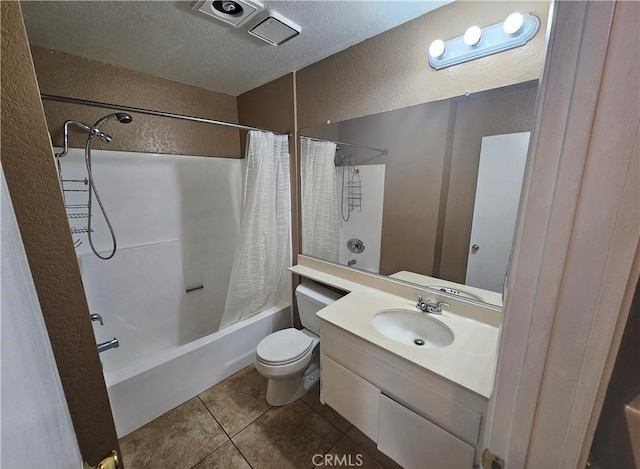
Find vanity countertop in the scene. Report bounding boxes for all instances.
[290,264,499,399]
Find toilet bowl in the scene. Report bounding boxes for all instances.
[254,281,342,406]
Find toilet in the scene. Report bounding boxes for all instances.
[254,281,342,406]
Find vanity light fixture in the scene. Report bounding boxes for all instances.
[463,26,482,47]
[428,39,446,59]
[428,12,540,70]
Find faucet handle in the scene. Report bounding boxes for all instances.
[425,300,449,314]
[90,313,104,326]
[412,292,428,311]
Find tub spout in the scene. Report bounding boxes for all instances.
[97,338,119,353]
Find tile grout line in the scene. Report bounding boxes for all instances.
[225,406,274,469]
[196,394,257,469]
[229,436,255,469]
[300,399,351,435]
[183,396,232,469]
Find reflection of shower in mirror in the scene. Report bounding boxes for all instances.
[347,238,365,254]
[338,150,362,222]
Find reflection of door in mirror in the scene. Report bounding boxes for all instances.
[466,132,530,292]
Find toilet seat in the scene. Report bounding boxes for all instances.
[256,328,315,366]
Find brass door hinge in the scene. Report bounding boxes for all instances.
[482,448,505,469]
[83,450,120,469]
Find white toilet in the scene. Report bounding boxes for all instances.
[254,281,342,406]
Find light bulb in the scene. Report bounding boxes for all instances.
[464,26,482,46]
[503,13,525,35]
[429,40,446,58]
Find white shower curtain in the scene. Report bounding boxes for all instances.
[300,137,339,262]
[220,131,291,329]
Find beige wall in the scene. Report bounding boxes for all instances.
[320,83,536,280]
[31,46,241,158]
[290,0,547,283]
[296,1,550,130]
[335,100,452,276]
[1,3,121,466]
[440,83,539,283]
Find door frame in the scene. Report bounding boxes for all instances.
[1,2,121,465]
[485,1,640,466]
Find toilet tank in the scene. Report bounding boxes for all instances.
[295,281,343,335]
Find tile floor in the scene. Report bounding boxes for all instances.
[119,365,401,469]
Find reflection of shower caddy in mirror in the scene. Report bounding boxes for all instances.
[336,142,388,222]
[340,151,362,221]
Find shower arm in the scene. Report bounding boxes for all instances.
[55,120,111,159]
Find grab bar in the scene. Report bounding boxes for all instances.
[186,285,204,293]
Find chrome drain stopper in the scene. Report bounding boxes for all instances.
[414,338,425,346]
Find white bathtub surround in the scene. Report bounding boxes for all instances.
[221,131,291,329]
[58,148,243,346]
[107,305,291,436]
[80,241,186,373]
[300,137,340,262]
[336,164,385,273]
[57,147,293,437]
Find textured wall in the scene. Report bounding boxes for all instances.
[440,83,538,283]
[31,46,241,158]
[296,0,549,130]
[1,3,121,466]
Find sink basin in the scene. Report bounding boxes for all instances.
[372,310,454,348]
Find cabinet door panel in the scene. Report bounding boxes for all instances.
[378,394,475,469]
[321,355,380,442]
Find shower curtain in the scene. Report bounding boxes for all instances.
[300,137,339,262]
[220,131,291,329]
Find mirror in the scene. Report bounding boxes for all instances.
[300,81,538,307]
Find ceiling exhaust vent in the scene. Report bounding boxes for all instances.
[192,0,264,28]
[248,12,301,46]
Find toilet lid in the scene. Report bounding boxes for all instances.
[256,328,315,365]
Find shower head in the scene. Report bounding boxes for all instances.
[115,113,133,124]
[93,112,133,129]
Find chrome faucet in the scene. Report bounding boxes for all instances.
[90,313,103,325]
[97,338,119,353]
[413,293,450,315]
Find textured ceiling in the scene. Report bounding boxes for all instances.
[22,1,451,96]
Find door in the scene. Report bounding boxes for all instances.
[465,132,530,292]
[1,170,83,468]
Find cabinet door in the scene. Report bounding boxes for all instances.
[378,394,475,469]
[321,355,380,442]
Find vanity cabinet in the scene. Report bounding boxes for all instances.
[320,320,488,469]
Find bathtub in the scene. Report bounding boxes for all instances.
[105,305,291,437]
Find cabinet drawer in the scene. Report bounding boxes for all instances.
[321,355,380,442]
[378,394,475,469]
